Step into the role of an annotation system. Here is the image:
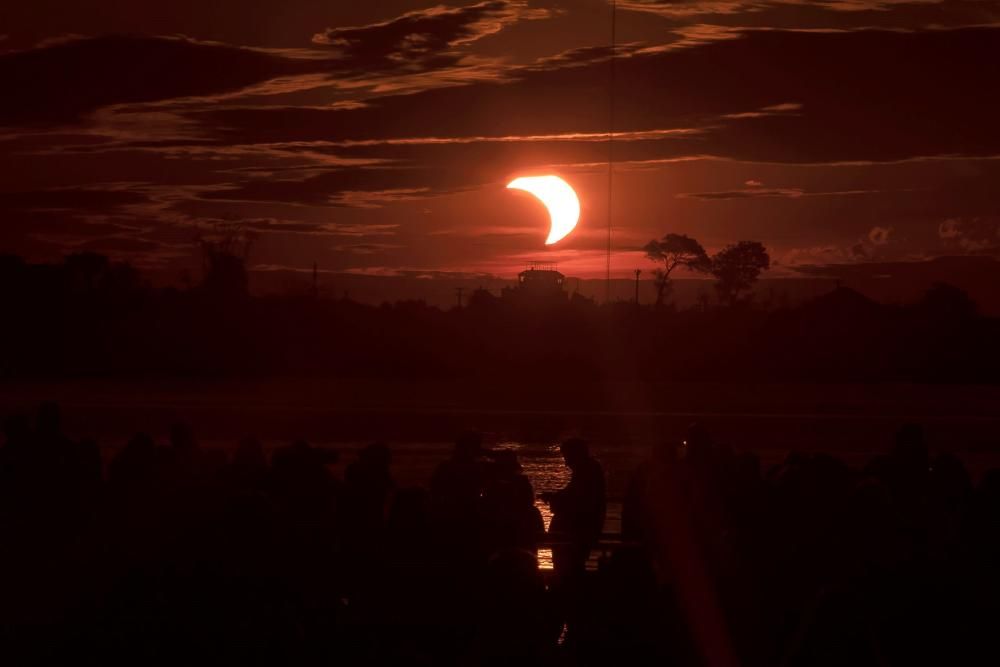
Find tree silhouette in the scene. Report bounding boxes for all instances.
[199,224,256,300]
[643,234,711,306]
[711,241,770,306]
[918,282,978,322]
[63,252,142,300]
[63,252,111,293]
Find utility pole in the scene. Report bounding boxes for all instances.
[455,286,465,309]
[634,269,641,306]
[605,0,617,303]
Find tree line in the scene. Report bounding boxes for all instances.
[644,234,770,307]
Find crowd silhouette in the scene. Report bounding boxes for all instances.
[2,402,1000,665]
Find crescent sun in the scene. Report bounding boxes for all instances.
[506,175,580,245]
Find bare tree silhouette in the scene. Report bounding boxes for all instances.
[643,234,711,307]
[198,224,257,300]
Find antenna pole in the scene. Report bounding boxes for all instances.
[605,0,617,303]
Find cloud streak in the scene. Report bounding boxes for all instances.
[312,1,552,70]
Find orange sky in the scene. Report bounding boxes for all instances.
[3,1,1000,288]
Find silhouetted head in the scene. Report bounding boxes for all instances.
[560,438,589,468]
[683,422,713,463]
[454,431,485,461]
[274,439,309,469]
[234,437,266,469]
[491,449,522,477]
[280,438,337,467]
[513,475,535,507]
[891,423,928,471]
[316,446,339,465]
[979,468,1000,503]
[126,431,156,453]
[360,441,391,471]
[36,401,62,436]
[289,439,317,463]
[169,421,198,452]
[110,432,157,486]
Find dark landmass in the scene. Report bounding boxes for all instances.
[1,253,996,383]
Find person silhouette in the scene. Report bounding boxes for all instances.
[542,438,605,582]
[430,432,490,521]
[35,401,76,467]
[0,413,32,484]
[342,441,395,554]
[223,436,268,495]
[429,432,492,567]
[481,449,544,556]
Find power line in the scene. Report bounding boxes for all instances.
[605,1,616,303]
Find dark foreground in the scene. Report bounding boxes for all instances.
[3,401,1000,666]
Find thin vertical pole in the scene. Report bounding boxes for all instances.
[605,0,617,303]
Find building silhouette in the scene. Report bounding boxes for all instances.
[501,264,568,306]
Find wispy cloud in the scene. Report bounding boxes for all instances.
[678,186,884,199]
[938,217,1000,253]
[313,1,552,68]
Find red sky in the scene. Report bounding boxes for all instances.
[3,1,1000,288]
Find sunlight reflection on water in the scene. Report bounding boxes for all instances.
[204,437,629,572]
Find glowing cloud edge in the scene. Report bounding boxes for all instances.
[506,175,580,245]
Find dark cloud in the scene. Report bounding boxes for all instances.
[0,186,148,211]
[74,236,166,253]
[239,219,339,234]
[333,242,406,255]
[0,204,170,263]
[0,213,140,240]
[678,186,889,199]
[312,1,550,71]
[0,35,340,127]
[169,27,1000,209]
[2,1,538,50]
[238,218,401,236]
[188,28,1000,159]
[680,187,805,199]
[0,3,557,130]
[938,216,1000,253]
[619,0,1000,30]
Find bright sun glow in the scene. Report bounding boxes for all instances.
[506,175,580,245]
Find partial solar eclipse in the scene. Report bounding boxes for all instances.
[506,175,580,245]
